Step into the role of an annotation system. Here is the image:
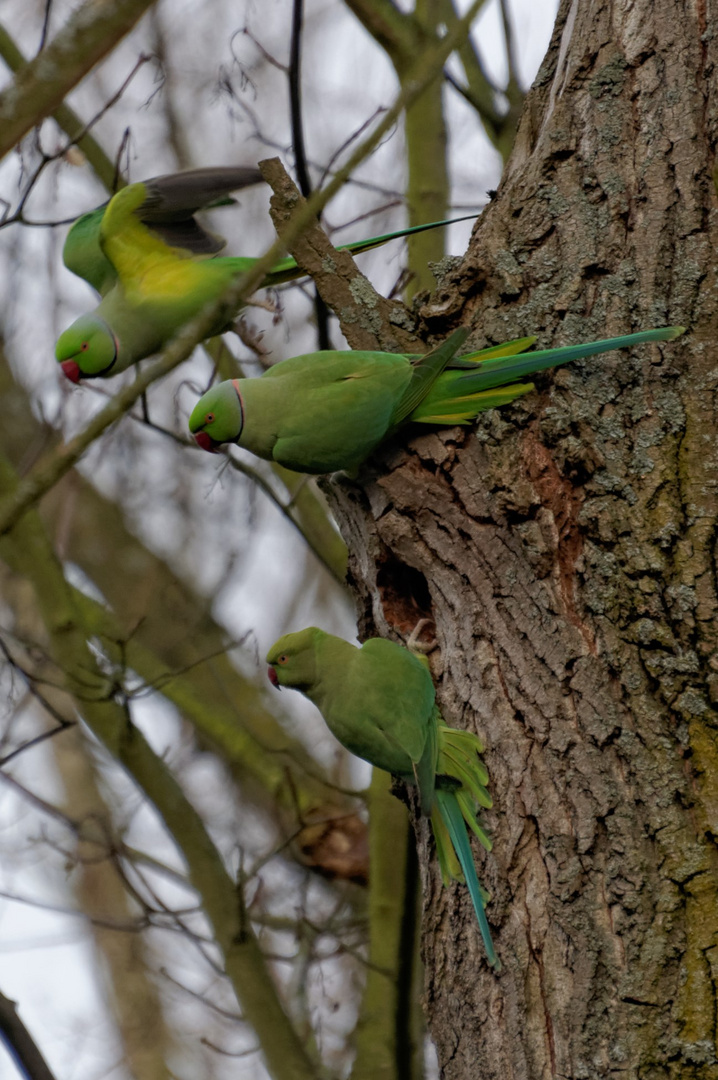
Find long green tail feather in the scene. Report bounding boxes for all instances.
[437,723,492,817]
[412,326,685,424]
[435,790,499,968]
[432,803,462,883]
[335,213,477,256]
[439,732,490,796]
[431,806,491,887]
[262,214,478,287]
[441,748,492,806]
[414,382,535,424]
[405,335,537,368]
[456,791,493,850]
[453,326,685,391]
[429,723,497,965]
[447,336,537,367]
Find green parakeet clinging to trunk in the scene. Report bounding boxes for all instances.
[55,166,474,382]
[266,627,499,968]
[189,324,684,473]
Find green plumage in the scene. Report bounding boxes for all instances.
[266,627,499,967]
[55,166,474,381]
[190,325,684,473]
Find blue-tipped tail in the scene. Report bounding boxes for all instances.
[263,214,479,285]
[452,326,685,393]
[435,789,500,969]
[411,326,685,424]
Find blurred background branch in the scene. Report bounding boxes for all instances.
[0,0,157,158]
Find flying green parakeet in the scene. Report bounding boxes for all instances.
[189,324,684,473]
[55,166,473,382]
[266,627,499,967]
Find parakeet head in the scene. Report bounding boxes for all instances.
[189,381,244,453]
[266,628,325,690]
[55,314,119,382]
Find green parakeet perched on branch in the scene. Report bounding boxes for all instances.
[55,166,474,382]
[189,324,684,473]
[266,627,499,967]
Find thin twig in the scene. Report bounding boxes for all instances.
[0,0,157,158]
[0,53,150,233]
[0,990,58,1080]
[0,638,75,767]
[0,768,79,830]
[289,0,331,349]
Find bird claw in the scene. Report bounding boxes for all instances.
[406,618,437,655]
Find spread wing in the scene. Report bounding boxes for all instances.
[63,166,263,295]
[133,166,263,254]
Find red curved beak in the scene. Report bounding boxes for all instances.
[60,360,82,383]
[194,431,219,453]
[267,665,280,688]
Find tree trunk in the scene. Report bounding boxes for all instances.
[327,0,718,1075]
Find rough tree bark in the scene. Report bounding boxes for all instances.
[325,1,718,1077]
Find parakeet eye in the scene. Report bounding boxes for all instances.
[277,654,288,665]
[204,412,215,424]
[81,342,89,351]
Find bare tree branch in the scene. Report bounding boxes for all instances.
[261,157,419,351]
[0,0,157,160]
[343,0,457,293]
[0,452,321,1080]
[0,24,118,189]
[343,0,416,61]
[352,770,422,1080]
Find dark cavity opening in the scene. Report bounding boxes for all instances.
[376,554,432,635]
